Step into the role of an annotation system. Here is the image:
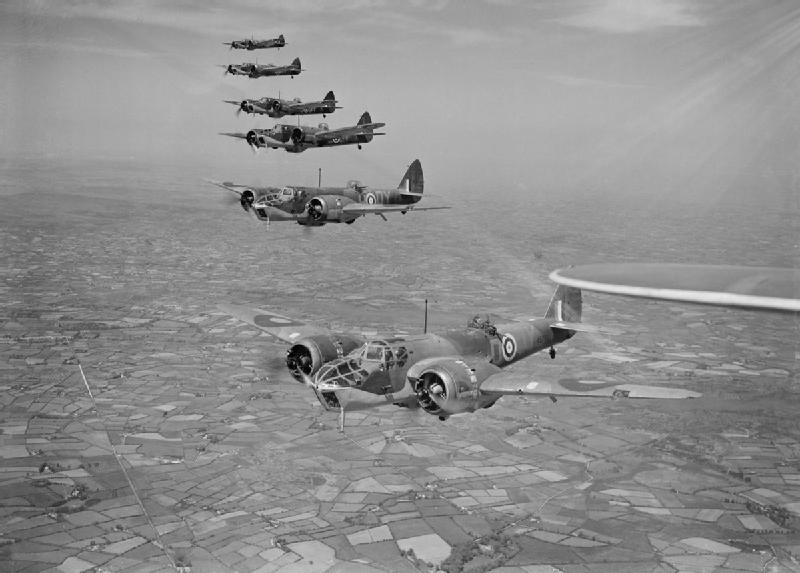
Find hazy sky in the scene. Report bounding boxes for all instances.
[2,0,798,208]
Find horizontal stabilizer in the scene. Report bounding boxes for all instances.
[480,377,701,399]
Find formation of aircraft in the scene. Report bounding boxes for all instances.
[220,285,699,431]
[550,263,800,313]
[224,34,286,50]
[225,90,340,118]
[223,57,302,78]
[207,159,448,226]
[222,111,385,153]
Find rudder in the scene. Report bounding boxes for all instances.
[544,285,582,323]
[398,159,423,200]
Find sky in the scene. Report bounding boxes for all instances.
[1,0,799,210]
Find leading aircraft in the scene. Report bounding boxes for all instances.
[220,286,699,431]
[225,34,286,50]
[207,159,449,226]
[221,111,385,153]
[222,57,302,79]
[225,91,340,118]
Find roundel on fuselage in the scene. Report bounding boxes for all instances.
[501,334,517,361]
[365,192,377,204]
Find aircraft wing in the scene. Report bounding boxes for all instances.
[220,132,248,140]
[341,204,451,215]
[316,123,386,141]
[283,101,320,112]
[204,179,249,197]
[218,304,332,343]
[480,376,701,399]
[550,263,800,312]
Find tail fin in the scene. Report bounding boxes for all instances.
[278,34,285,42]
[357,111,374,143]
[358,111,372,126]
[398,159,423,201]
[545,285,582,323]
[324,90,335,102]
[291,57,301,68]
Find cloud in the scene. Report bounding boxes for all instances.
[561,0,703,33]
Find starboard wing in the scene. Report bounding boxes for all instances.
[479,376,701,399]
[218,304,332,343]
[550,263,800,313]
[341,204,451,215]
[204,179,250,197]
[316,123,386,141]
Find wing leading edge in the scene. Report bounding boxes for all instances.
[550,263,800,312]
[480,376,701,399]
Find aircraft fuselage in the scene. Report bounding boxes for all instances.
[313,318,573,408]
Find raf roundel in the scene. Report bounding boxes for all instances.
[501,334,517,361]
[365,192,377,205]
[253,314,304,328]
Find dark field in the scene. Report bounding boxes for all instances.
[1,158,798,572]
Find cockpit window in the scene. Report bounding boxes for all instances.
[365,345,384,361]
[282,189,293,196]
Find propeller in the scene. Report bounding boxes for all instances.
[245,131,260,154]
[299,370,317,391]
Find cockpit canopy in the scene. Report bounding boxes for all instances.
[355,340,409,370]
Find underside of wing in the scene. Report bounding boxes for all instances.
[204,179,249,197]
[341,204,451,215]
[318,123,386,140]
[550,263,800,312]
[479,376,701,399]
[218,304,331,343]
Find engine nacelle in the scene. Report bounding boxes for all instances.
[285,334,362,382]
[408,357,500,419]
[306,195,355,223]
[240,189,255,212]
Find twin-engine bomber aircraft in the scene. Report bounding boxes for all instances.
[225,91,340,118]
[222,111,385,153]
[222,58,302,78]
[207,159,448,226]
[220,286,699,431]
[225,34,286,50]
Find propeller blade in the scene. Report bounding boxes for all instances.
[236,107,242,117]
[300,371,317,390]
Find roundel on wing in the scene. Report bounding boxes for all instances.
[501,334,517,361]
[365,192,377,204]
[254,314,304,328]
